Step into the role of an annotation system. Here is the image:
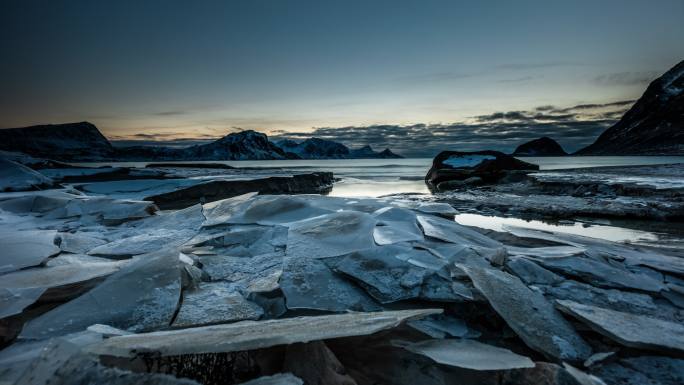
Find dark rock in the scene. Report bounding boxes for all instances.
[425,150,539,191]
[512,137,568,156]
[577,60,684,155]
[275,138,403,159]
[145,172,334,209]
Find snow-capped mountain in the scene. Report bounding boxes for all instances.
[275,138,402,159]
[577,60,684,155]
[0,122,115,161]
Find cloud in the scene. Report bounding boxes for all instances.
[495,61,582,70]
[552,99,634,113]
[153,110,188,116]
[594,71,659,86]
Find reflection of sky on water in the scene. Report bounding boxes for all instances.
[329,178,429,198]
[454,213,659,245]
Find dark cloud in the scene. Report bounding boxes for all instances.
[153,110,188,116]
[553,99,634,113]
[594,71,659,86]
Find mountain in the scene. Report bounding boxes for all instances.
[577,60,684,155]
[512,137,567,156]
[275,138,403,159]
[0,122,402,161]
[0,122,114,160]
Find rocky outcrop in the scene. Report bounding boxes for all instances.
[425,150,539,191]
[0,159,54,191]
[577,60,684,155]
[0,122,115,160]
[144,172,334,209]
[512,137,567,156]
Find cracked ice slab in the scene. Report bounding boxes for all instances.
[556,300,684,354]
[280,256,380,312]
[399,339,535,370]
[86,308,442,358]
[461,265,592,361]
[0,230,60,274]
[286,211,377,259]
[20,248,181,339]
[417,215,503,249]
[172,282,263,328]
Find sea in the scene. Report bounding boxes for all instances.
[76,156,684,198]
[73,156,684,248]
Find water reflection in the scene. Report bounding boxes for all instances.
[454,213,659,244]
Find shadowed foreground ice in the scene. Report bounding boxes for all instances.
[0,189,683,385]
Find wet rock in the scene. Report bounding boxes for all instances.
[172,282,263,328]
[398,339,535,370]
[87,308,442,358]
[199,252,283,284]
[555,300,684,353]
[583,352,615,368]
[145,172,334,210]
[20,248,182,339]
[286,211,377,259]
[425,150,538,191]
[501,362,601,385]
[57,232,107,254]
[462,266,592,361]
[280,256,380,312]
[283,341,358,385]
[0,230,60,274]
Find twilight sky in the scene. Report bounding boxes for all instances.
[1,0,683,156]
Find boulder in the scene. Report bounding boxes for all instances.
[425,150,539,191]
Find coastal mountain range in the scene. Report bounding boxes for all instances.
[0,60,681,160]
[0,124,402,161]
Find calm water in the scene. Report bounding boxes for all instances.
[76,156,684,197]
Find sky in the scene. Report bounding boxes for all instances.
[1,0,683,156]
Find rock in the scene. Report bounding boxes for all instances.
[0,159,54,192]
[283,341,358,385]
[583,352,615,368]
[286,211,377,259]
[512,137,568,156]
[145,172,334,210]
[501,362,603,385]
[398,339,535,370]
[238,374,304,385]
[87,309,442,358]
[280,256,380,312]
[0,230,60,274]
[555,300,684,353]
[172,282,263,328]
[425,150,539,191]
[462,266,592,361]
[20,248,182,339]
[577,60,684,155]
[57,232,107,254]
